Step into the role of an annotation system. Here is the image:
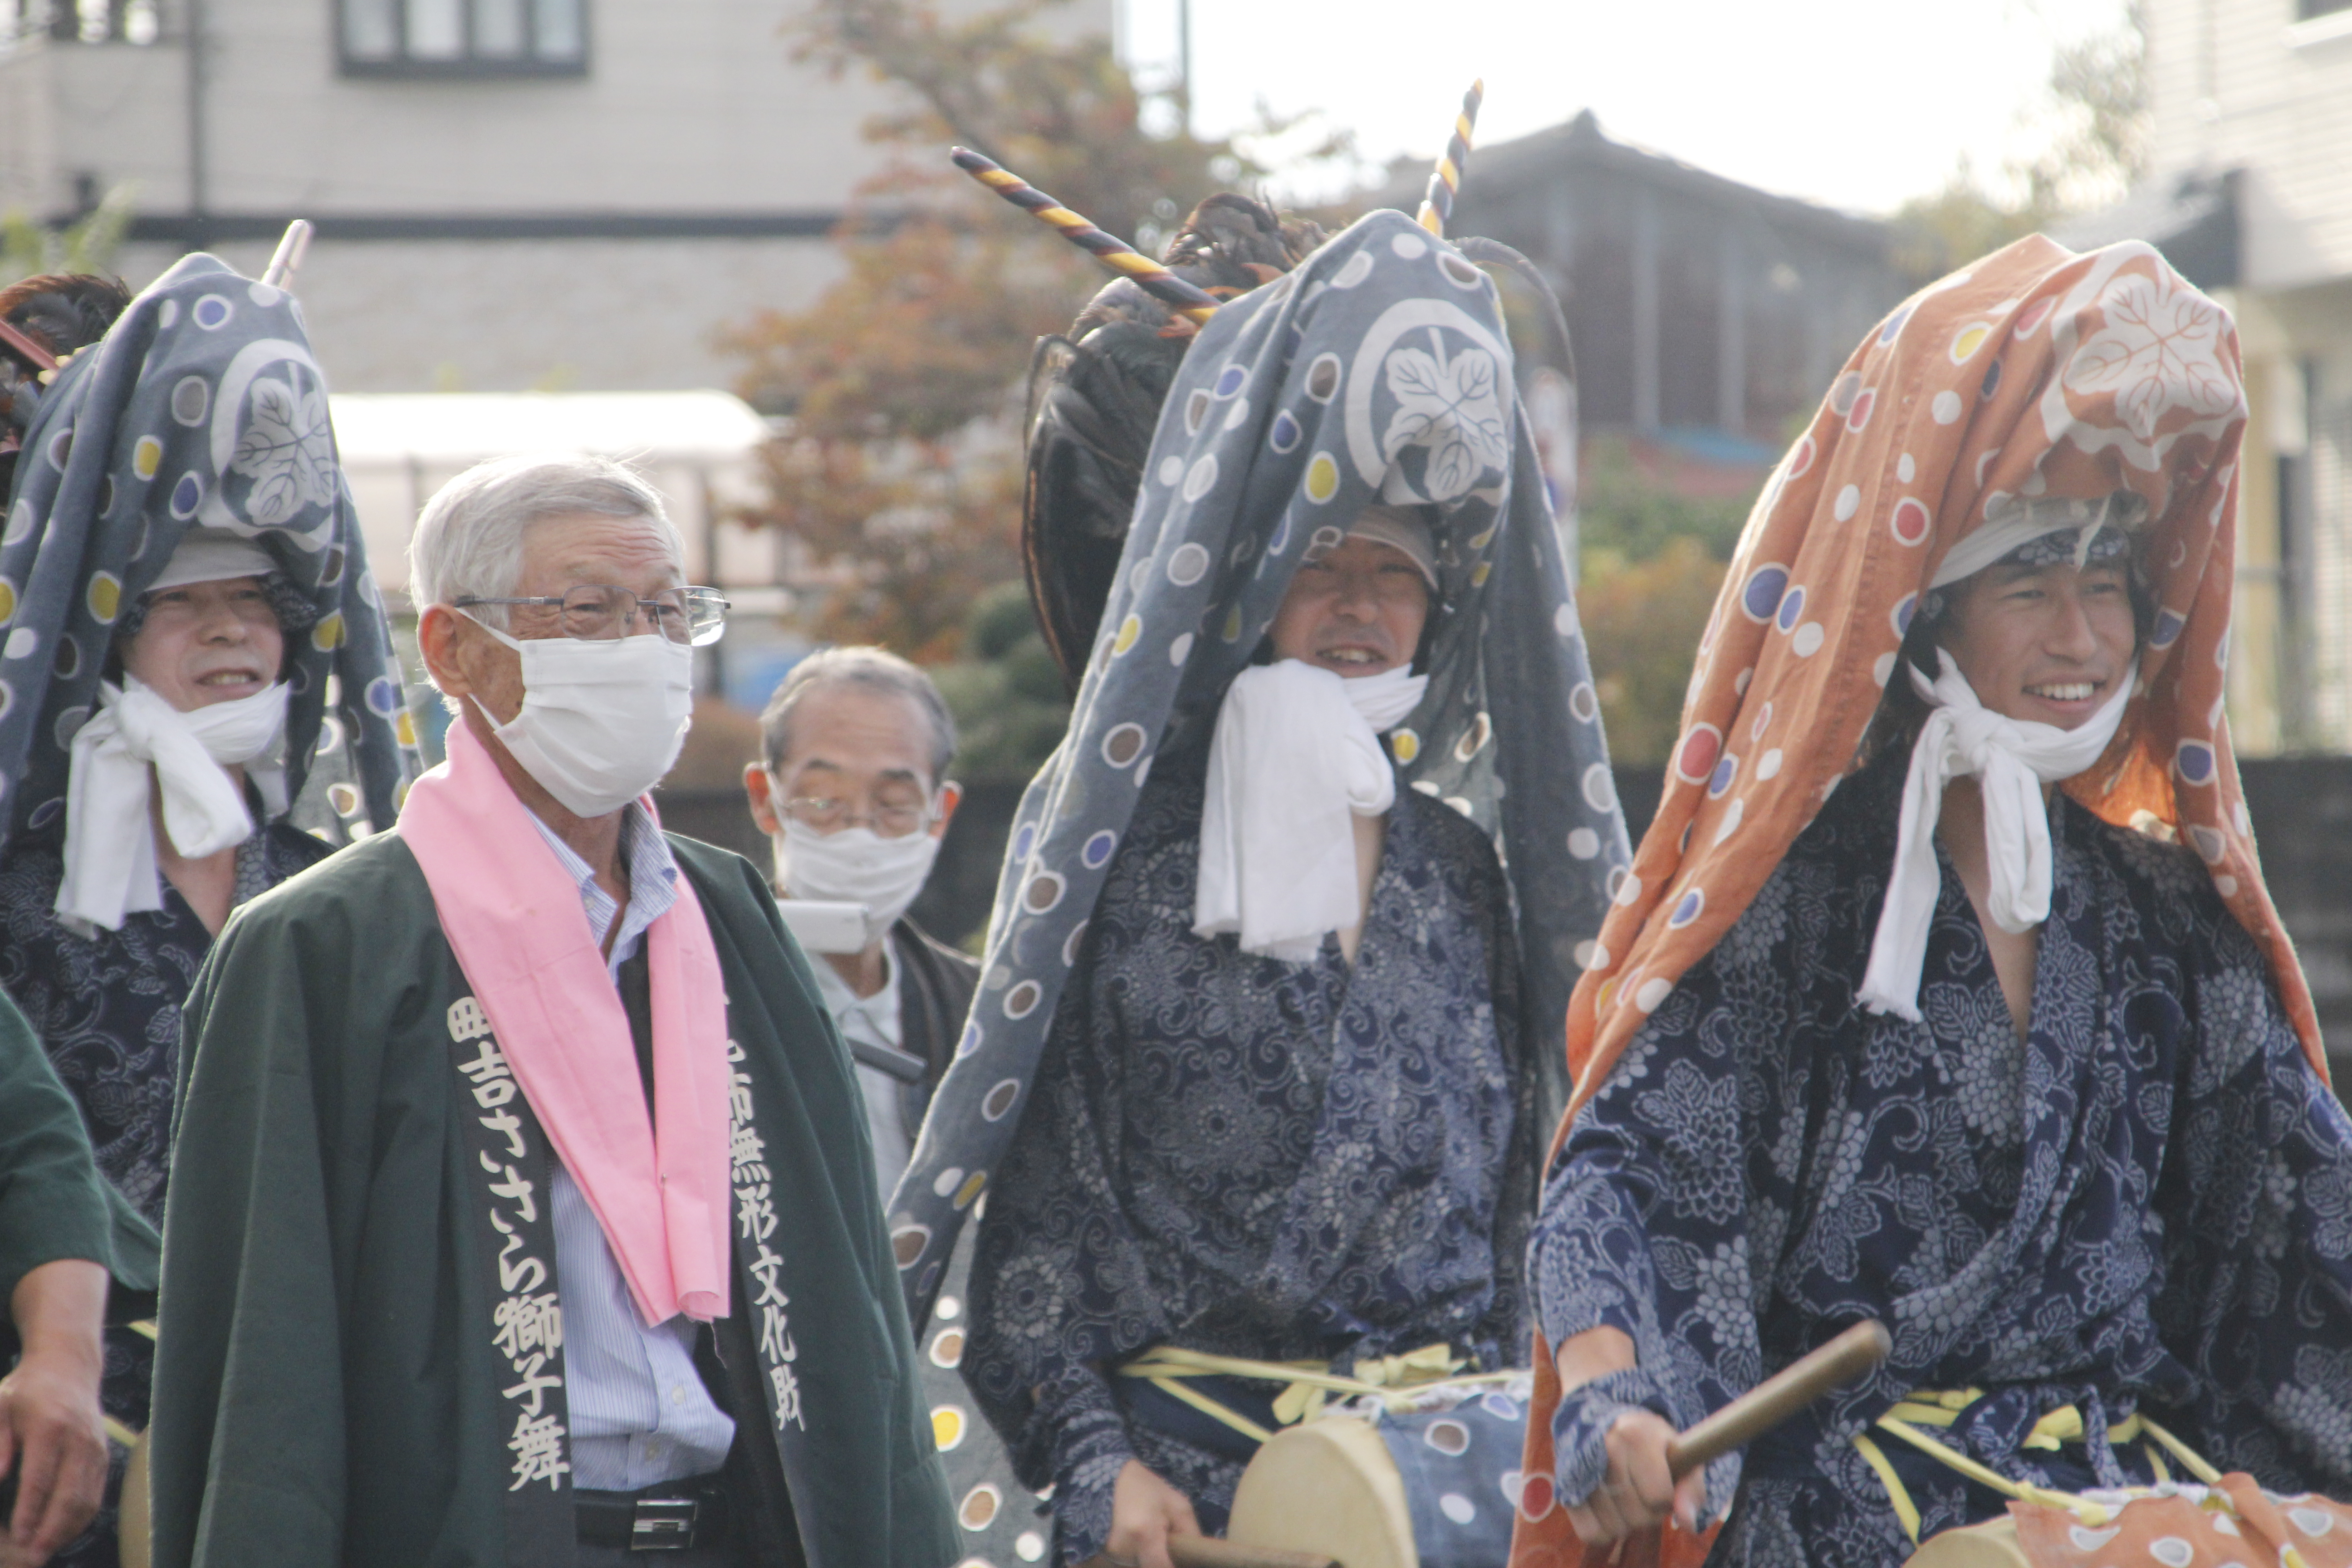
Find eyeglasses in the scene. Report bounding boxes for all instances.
[783,794,936,839]
[454,585,730,646]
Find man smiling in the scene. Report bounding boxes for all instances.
[1525,240,2352,1568]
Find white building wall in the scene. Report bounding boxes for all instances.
[18,0,906,215]
[2146,0,2352,289]
[111,232,845,391]
[6,0,1109,391]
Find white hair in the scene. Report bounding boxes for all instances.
[760,646,957,783]
[407,452,682,629]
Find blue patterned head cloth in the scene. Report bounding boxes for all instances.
[0,253,417,855]
[885,210,1631,1322]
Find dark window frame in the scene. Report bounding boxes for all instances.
[7,0,159,45]
[2298,0,2352,20]
[335,0,590,79]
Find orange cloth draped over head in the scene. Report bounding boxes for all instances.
[1506,235,2319,1568]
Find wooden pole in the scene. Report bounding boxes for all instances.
[1667,1321,1892,1479]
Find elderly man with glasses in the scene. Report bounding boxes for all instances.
[740,651,1062,1563]
[740,648,977,1201]
[148,454,955,1568]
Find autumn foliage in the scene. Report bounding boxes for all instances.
[725,0,1291,659]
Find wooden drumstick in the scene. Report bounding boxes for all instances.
[1168,1539,1338,1568]
[1667,1320,1892,1478]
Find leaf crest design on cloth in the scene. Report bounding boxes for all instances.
[1381,332,1508,501]
[230,368,338,526]
[2062,271,2237,441]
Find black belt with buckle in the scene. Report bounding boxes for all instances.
[575,1475,730,1552]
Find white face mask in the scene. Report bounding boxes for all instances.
[466,616,694,818]
[777,816,943,948]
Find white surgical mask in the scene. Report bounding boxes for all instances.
[466,616,694,818]
[778,817,943,948]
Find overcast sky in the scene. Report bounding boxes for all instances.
[1122,0,2135,216]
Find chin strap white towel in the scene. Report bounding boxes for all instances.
[1858,652,2135,1021]
[1194,660,1428,962]
[56,676,290,936]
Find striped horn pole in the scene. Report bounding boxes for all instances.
[950,147,1220,325]
[1416,79,1485,238]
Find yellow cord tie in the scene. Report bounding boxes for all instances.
[1117,1342,1513,1435]
[1851,1433,1922,1543]
[1873,1416,2113,1530]
[1854,1391,2232,1544]
[2138,1415,2225,1484]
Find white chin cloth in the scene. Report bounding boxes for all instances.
[55,676,290,936]
[1194,660,1428,963]
[1857,651,2136,1021]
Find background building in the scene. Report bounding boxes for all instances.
[1429,110,1905,461]
[1,0,1105,392]
[2066,0,2352,757]
[2059,0,2352,1056]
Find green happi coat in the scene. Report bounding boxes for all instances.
[0,989,156,1318]
[149,832,956,1568]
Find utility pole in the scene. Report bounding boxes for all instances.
[185,0,209,250]
[1177,0,1191,137]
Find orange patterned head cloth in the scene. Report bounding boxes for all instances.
[1510,234,2319,1568]
[1563,234,2316,1117]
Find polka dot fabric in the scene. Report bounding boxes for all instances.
[886,210,1631,1327]
[2007,1477,2352,1568]
[1509,236,2316,1568]
[0,253,417,857]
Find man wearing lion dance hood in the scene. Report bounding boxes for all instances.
[1517,237,2352,1568]
[882,204,1630,1568]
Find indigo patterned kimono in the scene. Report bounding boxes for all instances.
[0,820,326,1568]
[1534,747,2352,1566]
[966,741,1538,1562]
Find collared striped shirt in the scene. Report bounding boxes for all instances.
[523,805,737,1491]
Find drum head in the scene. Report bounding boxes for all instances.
[1227,1416,1419,1568]
[1903,1516,2029,1568]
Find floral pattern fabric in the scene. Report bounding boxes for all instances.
[965,742,1537,1563]
[1532,749,2352,1568]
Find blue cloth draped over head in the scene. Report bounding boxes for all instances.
[0,253,417,854]
[887,209,1631,1323]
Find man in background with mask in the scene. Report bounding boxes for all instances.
[739,653,1049,1560]
[149,453,954,1568]
[741,648,976,1199]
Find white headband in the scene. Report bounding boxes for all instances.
[147,530,277,594]
[1347,506,1439,589]
[1930,491,2148,591]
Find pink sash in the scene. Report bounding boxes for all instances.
[397,718,732,1325]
